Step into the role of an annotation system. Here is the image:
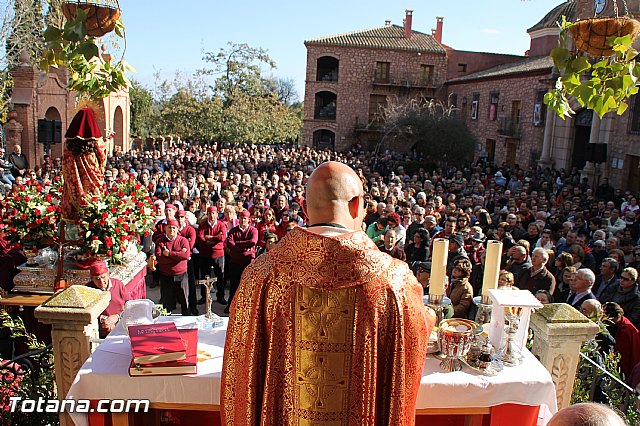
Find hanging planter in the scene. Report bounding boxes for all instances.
[40,0,133,99]
[60,0,121,38]
[570,17,640,57]
[544,15,640,120]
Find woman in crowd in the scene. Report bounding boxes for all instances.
[405,228,430,268]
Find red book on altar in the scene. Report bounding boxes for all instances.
[128,322,186,365]
[129,328,198,376]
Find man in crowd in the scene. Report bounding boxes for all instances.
[593,258,619,300]
[600,267,640,329]
[177,209,198,315]
[567,268,597,309]
[155,219,191,315]
[86,260,132,338]
[515,247,555,295]
[225,210,258,314]
[196,206,228,306]
[221,161,434,426]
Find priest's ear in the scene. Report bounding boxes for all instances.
[348,194,365,221]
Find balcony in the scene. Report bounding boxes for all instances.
[372,74,434,89]
[497,116,521,138]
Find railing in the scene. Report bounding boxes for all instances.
[497,116,521,138]
[575,351,640,413]
[1,344,54,386]
[371,74,432,88]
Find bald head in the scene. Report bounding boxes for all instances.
[548,402,626,426]
[304,161,364,230]
[580,299,601,319]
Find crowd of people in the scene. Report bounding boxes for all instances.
[2,139,640,386]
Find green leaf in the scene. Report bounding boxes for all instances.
[551,47,572,70]
[617,101,629,115]
[570,56,591,73]
[43,26,62,42]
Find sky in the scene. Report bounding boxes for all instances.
[121,0,565,100]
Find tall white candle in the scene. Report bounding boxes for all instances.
[430,238,448,296]
[482,240,503,296]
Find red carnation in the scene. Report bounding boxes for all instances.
[35,219,42,225]
[47,205,55,213]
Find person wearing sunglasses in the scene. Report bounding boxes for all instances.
[600,267,640,330]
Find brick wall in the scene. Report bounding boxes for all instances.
[303,44,447,151]
[445,48,524,81]
[446,72,551,169]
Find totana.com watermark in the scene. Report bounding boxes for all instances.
[8,397,150,413]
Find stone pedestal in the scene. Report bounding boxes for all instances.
[34,286,110,426]
[529,303,599,410]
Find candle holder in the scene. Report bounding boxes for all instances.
[475,295,493,325]
[427,293,446,325]
[496,306,524,366]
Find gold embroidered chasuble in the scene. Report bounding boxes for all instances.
[221,227,433,426]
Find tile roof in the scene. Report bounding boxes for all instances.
[528,0,576,32]
[447,56,554,84]
[305,24,446,54]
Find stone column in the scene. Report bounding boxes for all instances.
[4,111,24,149]
[34,286,110,426]
[581,111,601,184]
[530,303,599,410]
[539,106,556,168]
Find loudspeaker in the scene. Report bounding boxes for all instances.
[52,120,62,144]
[37,119,53,143]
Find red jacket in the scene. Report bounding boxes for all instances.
[197,220,228,258]
[179,225,197,251]
[613,316,640,379]
[155,234,190,276]
[226,225,259,265]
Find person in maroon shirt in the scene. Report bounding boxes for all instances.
[155,219,191,315]
[86,261,132,338]
[178,210,198,315]
[225,210,258,313]
[197,206,228,305]
[604,302,640,380]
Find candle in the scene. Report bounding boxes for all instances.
[430,238,448,296]
[482,240,503,296]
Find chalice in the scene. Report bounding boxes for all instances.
[437,318,479,372]
[496,306,524,366]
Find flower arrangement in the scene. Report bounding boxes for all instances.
[78,176,154,265]
[4,178,62,250]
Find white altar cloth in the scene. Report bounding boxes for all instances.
[66,316,557,426]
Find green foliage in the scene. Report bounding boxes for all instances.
[149,42,302,143]
[0,309,57,426]
[161,90,223,141]
[545,17,640,119]
[380,98,476,163]
[40,4,132,98]
[200,42,276,103]
[129,79,154,137]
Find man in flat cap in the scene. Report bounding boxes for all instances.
[155,219,191,315]
[87,260,132,337]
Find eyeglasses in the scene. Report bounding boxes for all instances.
[621,276,634,281]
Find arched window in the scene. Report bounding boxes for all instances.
[314,91,337,120]
[316,57,339,82]
[313,129,335,150]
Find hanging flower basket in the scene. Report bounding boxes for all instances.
[61,0,121,37]
[570,17,640,57]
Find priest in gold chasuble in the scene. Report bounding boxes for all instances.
[222,162,435,426]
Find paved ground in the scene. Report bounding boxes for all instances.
[144,273,229,318]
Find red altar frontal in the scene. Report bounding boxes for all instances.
[67,317,557,426]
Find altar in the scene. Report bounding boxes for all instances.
[66,317,557,426]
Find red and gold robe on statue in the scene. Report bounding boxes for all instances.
[61,107,107,221]
[61,139,106,221]
[221,226,434,426]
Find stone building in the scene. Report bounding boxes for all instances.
[5,52,130,168]
[303,10,448,152]
[302,1,640,191]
